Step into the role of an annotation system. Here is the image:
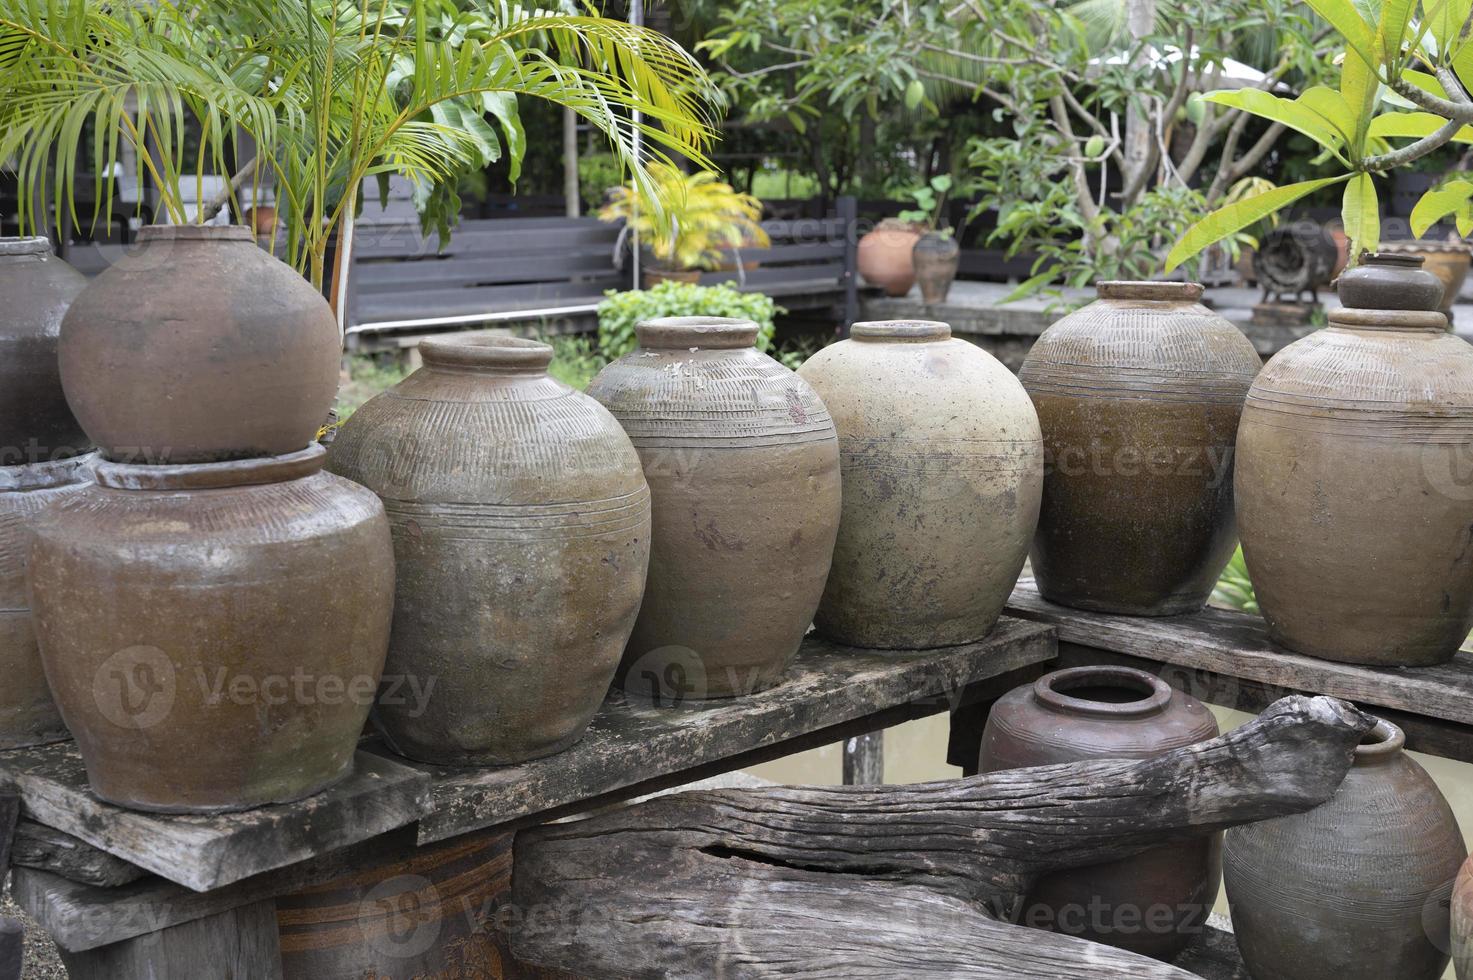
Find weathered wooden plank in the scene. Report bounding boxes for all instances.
[9,821,148,888]
[0,778,17,876]
[509,695,1369,978]
[0,749,429,892]
[352,279,622,324]
[410,618,1056,844]
[58,899,283,980]
[352,251,618,292]
[1007,579,1473,725]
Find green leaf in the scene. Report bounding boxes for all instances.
[1203,89,1346,154]
[1300,86,1357,143]
[1343,172,1380,255]
[1411,179,1473,236]
[1304,0,1378,68]
[1369,109,1473,141]
[481,91,524,185]
[1339,53,1379,146]
[1377,0,1417,62]
[1165,176,1353,272]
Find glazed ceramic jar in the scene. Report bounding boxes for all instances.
[0,238,90,463]
[0,457,91,748]
[797,320,1042,648]
[1455,857,1473,980]
[28,445,393,813]
[329,336,651,766]
[857,220,922,297]
[1225,718,1466,980]
[979,666,1220,961]
[59,225,340,463]
[1020,281,1261,615]
[1237,253,1473,664]
[589,317,841,699]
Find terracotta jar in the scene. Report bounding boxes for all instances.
[979,666,1220,961]
[0,238,90,463]
[588,317,841,699]
[797,320,1042,648]
[1238,253,1473,665]
[1456,857,1473,980]
[278,829,581,980]
[59,225,340,464]
[912,232,960,305]
[0,457,91,748]
[1225,718,1466,980]
[857,220,922,297]
[329,337,650,766]
[28,445,394,813]
[1020,281,1261,615]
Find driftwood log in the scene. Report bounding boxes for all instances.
[509,695,1373,979]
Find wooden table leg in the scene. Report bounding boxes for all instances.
[59,899,283,980]
[842,731,884,785]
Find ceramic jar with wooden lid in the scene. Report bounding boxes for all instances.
[1020,281,1261,615]
[797,320,1042,648]
[1237,253,1473,664]
[589,317,841,699]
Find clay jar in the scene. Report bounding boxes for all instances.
[857,220,922,297]
[0,238,90,463]
[588,317,841,699]
[912,232,960,305]
[1456,857,1473,980]
[979,666,1220,961]
[1237,253,1473,664]
[27,445,394,813]
[1224,718,1466,980]
[1020,281,1261,615]
[59,225,340,463]
[329,337,651,766]
[797,320,1042,648]
[0,457,91,748]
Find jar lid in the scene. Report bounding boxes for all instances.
[0,237,55,257]
[636,317,759,350]
[1032,665,1172,718]
[851,320,951,342]
[1097,281,1204,303]
[1335,252,1446,313]
[419,335,553,374]
[94,444,325,490]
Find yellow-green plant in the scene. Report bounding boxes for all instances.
[598,162,769,271]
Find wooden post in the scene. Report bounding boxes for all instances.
[842,730,884,785]
[838,195,860,336]
[563,108,581,218]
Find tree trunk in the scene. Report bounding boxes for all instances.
[1121,0,1157,208]
[509,696,1373,978]
[563,107,581,218]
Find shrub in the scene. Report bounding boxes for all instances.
[596,281,784,361]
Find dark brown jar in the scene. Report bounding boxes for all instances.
[0,456,91,748]
[0,238,90,462]
[329,336,651,766]
[27,445,394,813]
[58,225,340,464]
[1238,253,1473,665]
[1225,718,1466,980]
[1020,281,1261,615]
[979,666,1221,960]
[588,317,841,699]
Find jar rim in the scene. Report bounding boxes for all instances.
[419,334,553,373]
[1032,666,1173,718]
[0,453,93,492]
[1354,718,1406,760]
[93,444,325,490]
[137,224,254,244]
[636,316,759,350]
[0,236,54,257]
[1329,307,1448,332]
[850,320,951,342]
[1097,280,1204,302]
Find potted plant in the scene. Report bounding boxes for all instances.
[899,175,959,304]
[599,163,769,288]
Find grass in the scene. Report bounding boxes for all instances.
[750,168,820,201]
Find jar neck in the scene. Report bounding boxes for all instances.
[1352,718,1406,768]
[0,236,54,258]
[1032,666,1172,719]
[850,320,951,343]
[94,445,325,491]
[418,336,554,376]
[637,316,759,350]
[1097,280,1204,303]
[1330,308,1448,333]
[136,224,254,245]
[0,454,92,492]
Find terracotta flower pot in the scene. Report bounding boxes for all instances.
[1020,281,1262,615]
[797,320,1042,648]
[912,232,960,304]
[589,317,841,699]
[641,265,702,289]
[0,238,90,463]
[328,337,651,766]
[1238,253,1473,665]
[1225,718,1466,980]
[980,666,1221,961]
[59,225,340,464]
[858,222,922,297]
[28,445,394,813]
[0,456,91,749]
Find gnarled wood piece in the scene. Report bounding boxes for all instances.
[509,696,1372,978]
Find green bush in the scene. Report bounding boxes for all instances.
[596,281,784,362]
[578,152,625,213]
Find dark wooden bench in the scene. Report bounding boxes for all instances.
[344,184,859,352]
